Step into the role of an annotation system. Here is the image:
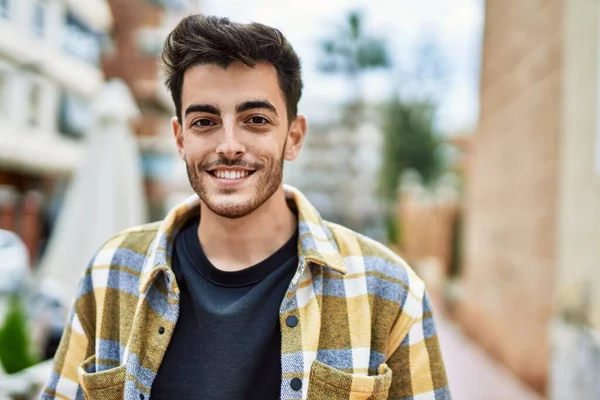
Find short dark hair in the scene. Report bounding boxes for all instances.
[161,14,303,123]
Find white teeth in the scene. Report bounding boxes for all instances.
[214,170,249,179]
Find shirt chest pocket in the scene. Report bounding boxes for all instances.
[78,355,127,400]
[307,360,392,400]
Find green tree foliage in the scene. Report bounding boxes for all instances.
[315,8,449,244]
[379,98,444,200]
[318,10,390,78]
[318,9,390,125]
[0,295,38,374]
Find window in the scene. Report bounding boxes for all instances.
[146,0,187,11]
[137,28,163,56]
[28,82,42,127]
[62,12,101,65]
[32,0,47,38]
[141,153,177,181]
[58,91,90,138]
[0,0,10,20]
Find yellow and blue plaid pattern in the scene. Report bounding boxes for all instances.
[42,185,449,399]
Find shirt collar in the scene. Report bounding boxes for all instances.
[139,185,346,293]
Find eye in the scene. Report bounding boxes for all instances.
[247,116,269,125]
[192,118,216,128]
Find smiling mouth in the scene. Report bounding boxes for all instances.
[207,169,256,180]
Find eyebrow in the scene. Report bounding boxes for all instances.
[236,99,278,116]
[184,99,278,118]
[185,104,221,117]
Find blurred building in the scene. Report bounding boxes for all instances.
[285,110,384,238]
[0,0,111,261]
[102,0,197,221]
[458,0,600,397]
[447,133,472,179]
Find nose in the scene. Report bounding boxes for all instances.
[215,124,246,159]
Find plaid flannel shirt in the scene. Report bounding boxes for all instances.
[42,185,449,400]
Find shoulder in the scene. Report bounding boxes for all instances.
[77,222,162,295]
[325,221,426,304]
[92,221,162,268]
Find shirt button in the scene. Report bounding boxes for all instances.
[286,315,298,328]
[290,377,302,391]
[158,327,165,335]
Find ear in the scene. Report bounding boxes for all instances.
[172,116,185,161]
[284,115,307,162]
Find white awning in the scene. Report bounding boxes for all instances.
[38,79,148,302]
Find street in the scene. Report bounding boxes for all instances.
[438,317,544,400]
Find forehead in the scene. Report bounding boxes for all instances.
[181,62,286,113]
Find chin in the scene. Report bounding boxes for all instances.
[207,201,257,219]
[211,192,250,206]
[201,191,257,219]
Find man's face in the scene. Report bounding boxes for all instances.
[173,62,306,219]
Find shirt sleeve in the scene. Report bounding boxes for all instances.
[386,290,451,399]
[40,269,96,400]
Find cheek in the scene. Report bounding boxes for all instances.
[251,136,286,158]
[182,138,211,161]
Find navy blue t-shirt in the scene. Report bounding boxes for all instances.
[151,217,298,400]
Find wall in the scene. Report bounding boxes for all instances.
[551,0,600,397]
[102,0,165,101]
[459,0,564,392]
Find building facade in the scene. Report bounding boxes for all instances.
[0,0,111,261]
[102,0,197,221]
[285,114,385,239]
[459,0,600,397]
[552,0,600,397]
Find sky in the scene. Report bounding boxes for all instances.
[200,0,485,134]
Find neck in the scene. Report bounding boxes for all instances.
[197,186,297,272]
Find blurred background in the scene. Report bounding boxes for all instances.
[0,0,599,399]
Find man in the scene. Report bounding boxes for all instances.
[43,14,449,400]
